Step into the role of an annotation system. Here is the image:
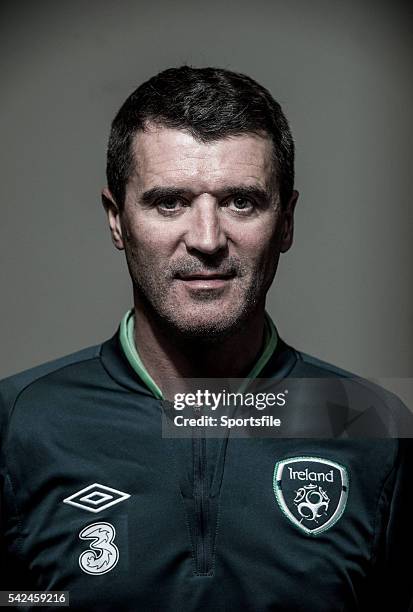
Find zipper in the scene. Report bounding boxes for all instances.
[192,429,210,575]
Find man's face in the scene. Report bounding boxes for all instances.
[104,125,297,339]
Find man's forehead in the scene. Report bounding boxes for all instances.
[129,125,275,191]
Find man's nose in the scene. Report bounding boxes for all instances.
[183,197,227,255]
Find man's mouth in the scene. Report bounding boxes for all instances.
[175,272,235,289]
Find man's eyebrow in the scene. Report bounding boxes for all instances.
[140,185,271,205]
[218,185,271,202]
[141,187,187,205]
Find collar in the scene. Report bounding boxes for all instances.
[119,308,278,400]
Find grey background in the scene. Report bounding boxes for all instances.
[1,0,412,379]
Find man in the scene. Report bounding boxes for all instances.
[0,66,412,611]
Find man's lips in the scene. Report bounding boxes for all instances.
[175,272,235,289]
[176,273,235,280]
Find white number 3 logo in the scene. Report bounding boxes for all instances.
[79,522,119,575]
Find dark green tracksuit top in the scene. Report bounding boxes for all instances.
[0,318,412,611]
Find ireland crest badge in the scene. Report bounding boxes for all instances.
[273,456,349,536]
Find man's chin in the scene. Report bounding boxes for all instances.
[161,307,248,343]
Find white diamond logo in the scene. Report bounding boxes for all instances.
[63,484,130,513]
[80,492,113,505]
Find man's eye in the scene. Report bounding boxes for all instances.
[157,199,183,212]
[228,196,255,212]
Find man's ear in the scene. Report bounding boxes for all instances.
[101,188,125,250]
[280,189,299,253]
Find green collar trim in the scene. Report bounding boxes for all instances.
[236,314,278,393]
[119,309,278,400]
[120,310,163,399]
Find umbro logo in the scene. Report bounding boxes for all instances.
[63,483,130,513]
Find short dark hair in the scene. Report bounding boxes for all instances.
[106,66,295,208]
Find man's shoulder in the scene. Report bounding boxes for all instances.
[292,347,359,379]
[0,343,103,418]
[288,345,412,436]
[291,346,397,401]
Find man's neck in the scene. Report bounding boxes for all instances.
[132,303,267,390]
